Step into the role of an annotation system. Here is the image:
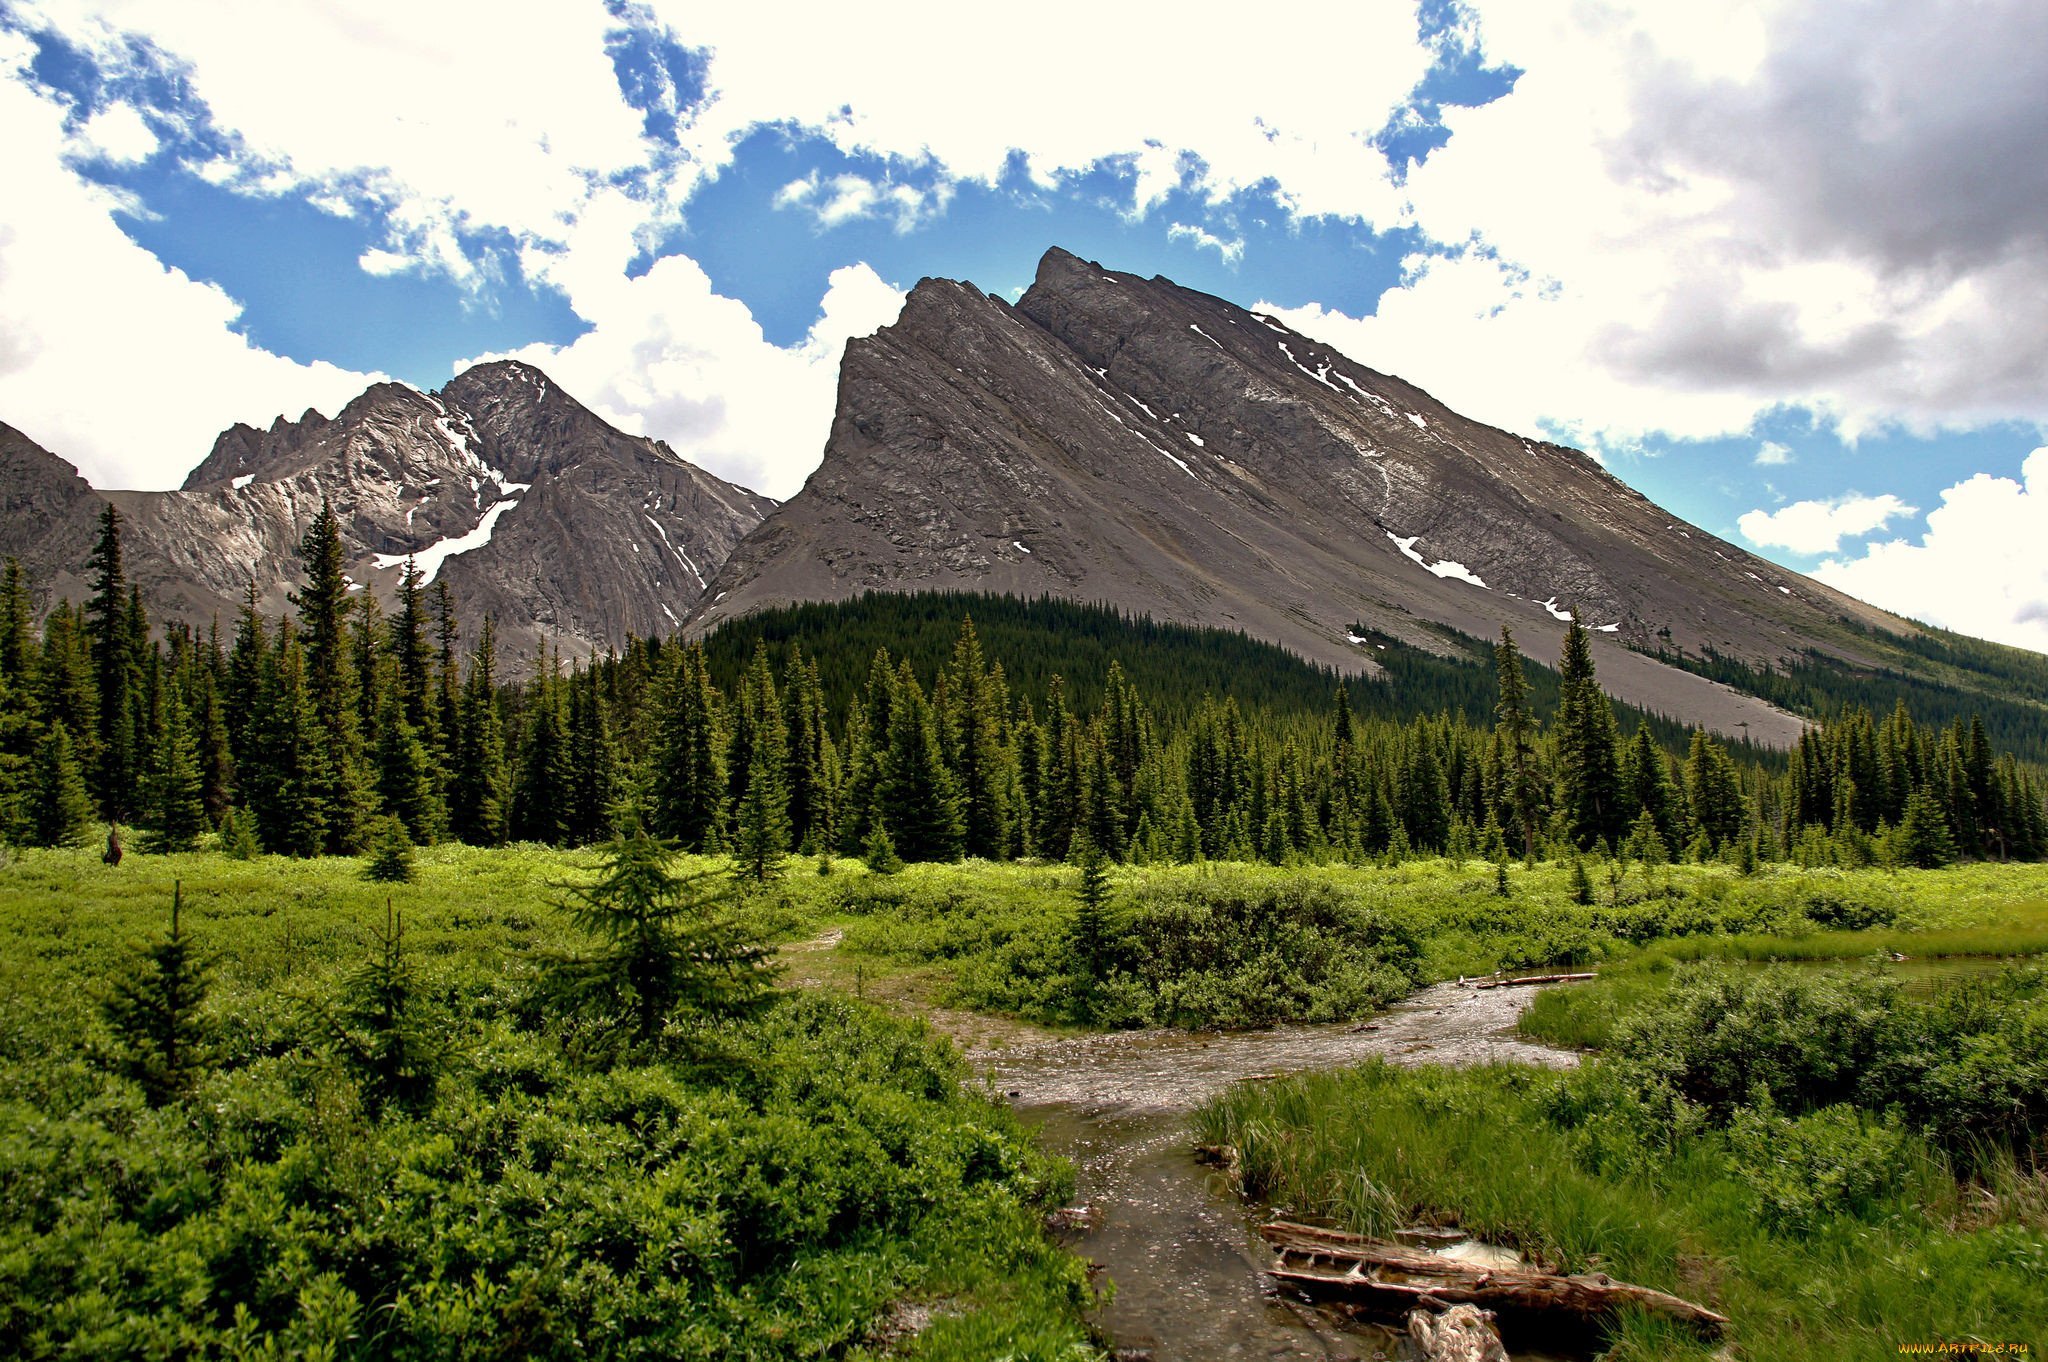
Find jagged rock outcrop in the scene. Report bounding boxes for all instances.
[3,362,772,662]
[692,247,1914,744]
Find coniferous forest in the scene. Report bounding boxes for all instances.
[2,502,2043,874]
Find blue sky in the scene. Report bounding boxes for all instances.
[2,1,2046,651]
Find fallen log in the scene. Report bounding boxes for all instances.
[1409,1303,1510,1362]
[1469,971,1596,990]
[1259,1221,1728,1339]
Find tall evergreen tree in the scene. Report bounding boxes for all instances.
[880,663,964,862]
[651,642,726,851]
[450,617,510,846]
[140,687,206,852]
[293,501,368,851]
[566,666,616,845]
[85,504,137,818]
[247,631,328,857]
[732,737,791,882]
[512,650,573,845]
[1684,730,1746,852]
[941,617,1012,859]
[1553,618,1624,848]
[32,722,94,847]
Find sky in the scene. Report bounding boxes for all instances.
[3,1,2048,654]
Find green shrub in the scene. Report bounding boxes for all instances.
[1727,1102,1912,1235]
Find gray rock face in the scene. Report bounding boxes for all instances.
[692,247,1914,745]
[4,362,771,662]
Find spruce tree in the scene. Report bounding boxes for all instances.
[1553,619,1624,849]
[293,502,369,851]
[1070,833,1114,983]
[566,667,616,846]
[1893,785,1958,869]
[450,617,511,846]
[32,722,94,847]
[512,650,572,844]
[311,900,445,1114]
[362,815,415,883]
[864,815,904,874]
[942,617,1012,859]
[651,642,726,851]
[732,737,791,882]
[1493,629,1543,859]
[549,824,777,1044]
[85,504,137,819]
[102,882,212,1106]
[140,688,206,852]
[375,698,445,844]
[247,632,327,857]
[1683,730,1745,851]
[880,664,964,862]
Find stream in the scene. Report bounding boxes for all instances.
[971,982,1580,1361]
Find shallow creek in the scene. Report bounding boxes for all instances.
[966,983,1580,1361]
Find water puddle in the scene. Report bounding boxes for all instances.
[970,983,1580,1360]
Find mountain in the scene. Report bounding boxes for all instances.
[1,361,773,660]
[689,247,1946,746]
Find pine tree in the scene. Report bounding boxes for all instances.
[1683,730,1745,851]
[942,617,1012,859]
[512,650,573,844]
[565,667,616,845]
[1070,832,1114,984]
[102,882,212,1106]
[293,502,369,851]
[85,504,137,819]
[247,631,327,857]
[651,642,726,851]
[140,687,206,853]
[362,815,415,883]
[450,618,511,846]
[864,815,904,874]
[32,722,94,847]
[1893,785,1958,869]
[732,737,791,882]
[1553,619,1624,848]
[311,900,446,1114]
[880,663,964,862]
[549,824,777,1043]
[375,699,445,844]
[1493,629,1543,859]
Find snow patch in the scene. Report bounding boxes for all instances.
[1778,585,1791,595]
[1347,632,1369,645]
[1387,532,1488,588]
[1406,412,1428,429]
[1595,623,1620,633]
[1538,597,1573,622]
[373,498,519,586]
[1189,323,1224,351]
[231,474,254,490]
[1185,432,1205,447]
[660,603,679,626]
[643,514,704,586]
[1013,541,1031,554]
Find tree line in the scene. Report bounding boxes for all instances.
[1,502,2042,872]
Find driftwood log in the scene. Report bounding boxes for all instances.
[1260,1221,1728,1339]
[1467,971,1595,990]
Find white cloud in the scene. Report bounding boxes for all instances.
[1167,222,1245,266]
[1814,449,2048,654]
[1754,440,1792,466]
[1270,0,2048,453]
[658,0,1434,222]
[70,100,156,163]
[1737,493,1916,555]
[20,0,663,287]
[774,170,953,233]
[461,258,903,499]
[0,31,375,489]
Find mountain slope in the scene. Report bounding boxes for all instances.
[3,362,772,660]
[692,247,1913,744]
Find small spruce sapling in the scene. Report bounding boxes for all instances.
[362,814,415,883]
[1070,833,1114,984]
[549,823,778,1046]
[102,880,213,1106]
[864,817,904,875]
[311,899,446,1115]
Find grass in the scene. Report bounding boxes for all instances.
[0,843,1106,1360]
[1197,1056,2048,1359]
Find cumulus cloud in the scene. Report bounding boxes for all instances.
[1814,449,2048,654]
[1754,440,1792,466]
[0,31,375,489]
[462,258,903,499]
[1737,493,1916,555]
[657,0,1433,222]
[1275,0,2048,450]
